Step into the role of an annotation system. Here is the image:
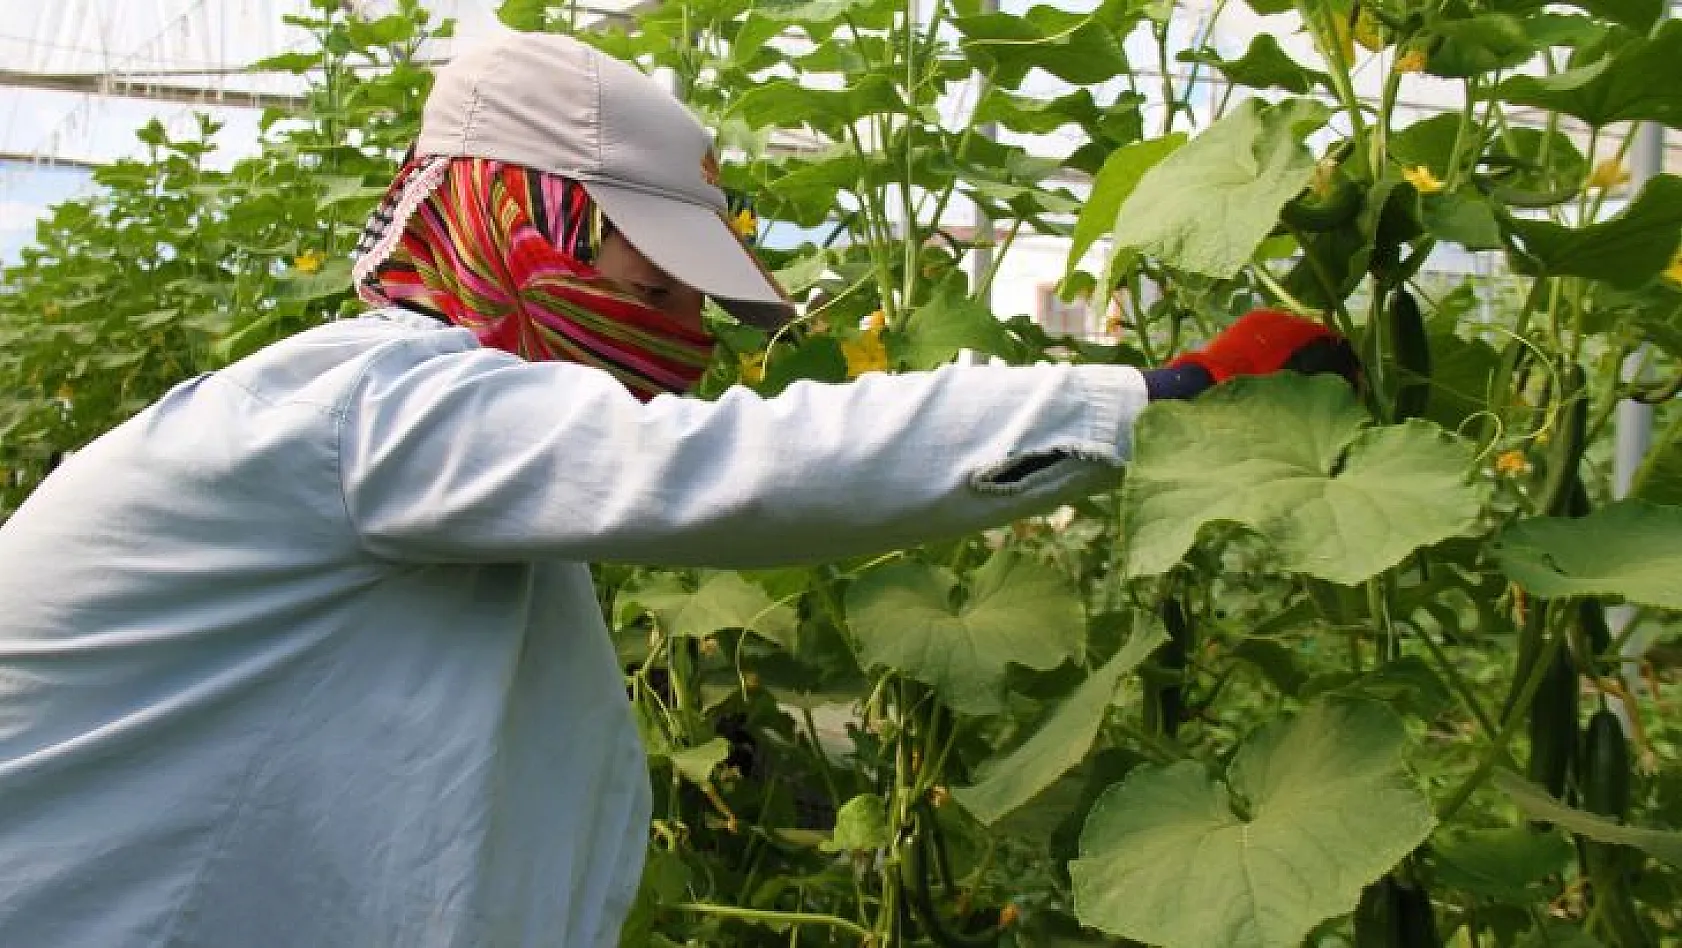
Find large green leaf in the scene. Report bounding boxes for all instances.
[1064,134,1186,285]
[617,571,798,644]
[1492,500,1682,609]
[1494,769,1682,867]
[730,75,905,136]
[1109,98,1327,279]
[1632,413,1682,506]
[1430,827,1574,902]
[846,550,1084,714]
[973,88,1102,135]
[953,624,1167,825]
[1495,21,1682,129]
[890,286,1022,369]
[1426,14,1536,78]
[954,2,1133,89]
[1121,374,1486,585]
[1071,698,1435,948]
[1505,175,1682,289]
[1178,34,1331,94]
[1563,0,1663,31]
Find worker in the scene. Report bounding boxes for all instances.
[0,29,1355,948]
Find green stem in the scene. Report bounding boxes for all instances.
[673,902,875,941]
[803,706,843,811]
[1411,618,1499,736]
[1436,611,1566,821]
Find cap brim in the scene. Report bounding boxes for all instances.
[583,182,795,330]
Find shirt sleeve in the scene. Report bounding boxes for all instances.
[338,340,1149,568]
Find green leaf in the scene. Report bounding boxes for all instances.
[822,793,889,852]
[730,75,905,136]
[973,88,1102,135]
[891,286,1021,369]
[1071,698,1435,948]
[1518,922,1606,948]
[1494,769,1682,867]
[1110,98,1328,279]
[617,571,798,643]
[954,3,1132,89]
[1492,500,1682,609]
[846,550,1084,715]
[274,258,353,301]
[954,624,1167,825]
[1423,191,1504,250]
[760,336,849,396]
[1065,134,1186,286]
[669,738,731,785]
[1180,35,1332,94]
[1426,14,1536,78]
[1495,21,1682,129]
[252,51,320,73]
[1631,413,1682,506]
[1504,175,1682,289]
[1430,827,1574,901]
[1122,374,1486,585]
[1563,0,1662,31]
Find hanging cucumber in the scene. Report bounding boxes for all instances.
[1537,364,1589,518]
[1145,591,1191,738]
[1579,598,1612,658]
[1282,166,1365,233]
[1581,708,1652,947]
[902,802,1002,948]
[1387,288,1432,422]
[1526,647,1579,803]
[1353,876,1402,948]
[1582,708,1631,820]
[1393,878,1440,947]
[1354,874,1437,947]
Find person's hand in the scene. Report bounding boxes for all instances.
[1173,308,1360,386]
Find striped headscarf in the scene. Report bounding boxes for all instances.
[353,155,716,401]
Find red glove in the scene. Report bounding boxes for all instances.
[1172,309,1360,387]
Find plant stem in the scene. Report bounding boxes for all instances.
[673,902,875,941]
[803,706,843,811]
[1411,618,1498,736]
[1436,612,1565,821]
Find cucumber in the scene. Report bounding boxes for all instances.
[1283,173,1364,233]
[1582,708,1631,820]
[1526,648,1579,802]
[1538,364,1589,517]
[1387,289,1432,422]
[1354,876,1401,948]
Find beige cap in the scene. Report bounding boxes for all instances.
[417,30,793,329]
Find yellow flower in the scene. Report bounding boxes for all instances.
[865,308,887,331]
[1393,48,1427,73]
[730,208,758,239]
[293,249,327,274]
[1402,165,1445,194]
[738,350,767,385]
[1354,8,1386,51]
[1586,159,1631,192]
[1665,250,1682,286]
[841,327,890,378]
[1494,449,1532,478]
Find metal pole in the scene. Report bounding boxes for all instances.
[1615,117,1666,699]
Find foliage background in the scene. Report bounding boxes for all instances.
[2,0,1682,946]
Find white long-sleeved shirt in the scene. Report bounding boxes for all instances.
[0,312,1148,947]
